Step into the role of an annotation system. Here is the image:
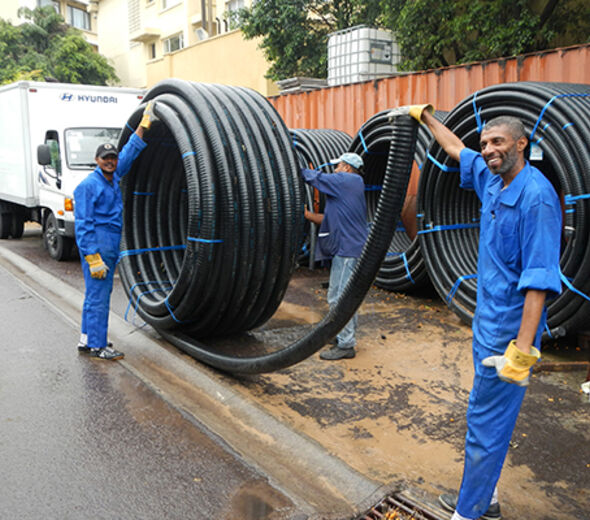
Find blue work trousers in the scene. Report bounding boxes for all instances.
[456,338,528,519]
[80,228,121,349]
[327,255,358,350]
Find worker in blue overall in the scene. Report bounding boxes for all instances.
[301,152,368,360]
[74,102,156,360]
[389,106,561,519]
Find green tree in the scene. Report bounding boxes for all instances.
[379,0,590,71]
[0,6,118,85]
[238,0,382,80]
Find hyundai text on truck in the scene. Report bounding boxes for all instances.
[0,81,144,260]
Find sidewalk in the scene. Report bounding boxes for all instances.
[0,242,588,520]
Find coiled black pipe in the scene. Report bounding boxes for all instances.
[349,110,446,292]
[290,128,352,266]
[117,79,419,373]
[418,81,590,337]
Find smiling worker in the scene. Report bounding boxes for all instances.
[74,102,156,360]
[389,105,562,519]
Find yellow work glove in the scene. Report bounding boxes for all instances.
[482,340,540,386]
[85,253,108,279]
[139,101,156,129]
[387,104,434,124]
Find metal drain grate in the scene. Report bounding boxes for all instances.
[357,490,449,520]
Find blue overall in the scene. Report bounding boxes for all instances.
[74,133,147,349]
[456,148,562,518]
[301,168,368,349]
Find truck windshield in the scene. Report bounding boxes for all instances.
[65,128,122,169]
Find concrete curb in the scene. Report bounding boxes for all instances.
[0,245,387,519]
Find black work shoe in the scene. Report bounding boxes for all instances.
[319,346,355,360]
[78,341,113,353]
[438,493,501,520]
[89,346,124,361]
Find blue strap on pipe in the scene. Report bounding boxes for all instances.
[472,92,485,133]
[560,270,590,303]
[418,223,480,235]
[446,273,477,303]
[426,152,460,173]
[133,191,155,196]
[358,129,370,153]
[530,93,590,141]
[187,236,224,244]
[315,162,332,170]
[544,323,553,338]
[182,151,196,158]
[384,252,415,283]
[164,296,191,324]
[119,244,186,261]
[565,209,575,214]
[365,185,382,191]
[564,193,590,204]
[124,280,173,325]
[562,122,574,130]
[126,122,134,132]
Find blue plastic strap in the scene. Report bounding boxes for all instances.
[164,297,190,324]
[125,122,134,132]
[182,151,196,158]
[187,236,224,244]
[358,129,369,153]
[364,185,382,191]
[446,274,477,303]
[560,270,590,303]
[124,280,173,325]
[530,93,590,141]
[133,191,155,196]
[426,152,460,173]
[119,244,186,260]
[564,193,590,204]
[562,122,574,130]
[384,252,415,283]
[315,162,331,170]
[472,92,485,133]
[544,323,553,338]
[418,223,479,235]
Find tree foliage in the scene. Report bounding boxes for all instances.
[238,0,382,80]
[380,0,590,71]
[239,0,590,80]
[0,6,118,85]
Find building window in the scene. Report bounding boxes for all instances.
[67,5,91,31]
[37,0,60,13]
[163,33,184,54]
[162,0,181,9]
[150,42,156,59]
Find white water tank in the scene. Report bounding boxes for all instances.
[327,25,400,87]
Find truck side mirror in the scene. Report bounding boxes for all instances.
[37,144,51,165]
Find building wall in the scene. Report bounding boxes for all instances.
[270,43,590,136]
[146,29,277,95]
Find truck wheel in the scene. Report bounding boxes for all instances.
[10,213,24,239]
[0,212,13,239]
[44,213,73,261]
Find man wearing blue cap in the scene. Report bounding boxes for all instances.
[301,152,368,360]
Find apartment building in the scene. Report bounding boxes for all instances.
[1,0,278,95]
[94,0,278,94]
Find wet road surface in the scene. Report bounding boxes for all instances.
[0,257,298,519]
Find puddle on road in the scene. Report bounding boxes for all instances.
[224,478,295,520]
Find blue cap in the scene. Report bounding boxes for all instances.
[330,152,363,170]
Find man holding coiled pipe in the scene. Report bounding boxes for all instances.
[389,105,561,520]
[302,152,368,360]
[73,102,155,361]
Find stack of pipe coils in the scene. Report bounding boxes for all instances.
[117,79,418,373]
[349,110,447,292]
[418,82,590,337]
[290,128,352,267]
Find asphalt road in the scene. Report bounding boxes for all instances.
[0,226,302,520]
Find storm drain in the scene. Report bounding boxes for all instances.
[356,490,449,520]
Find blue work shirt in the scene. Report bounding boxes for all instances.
[301,168,368,259]
[460,148,562,352]
[74,133,147,256]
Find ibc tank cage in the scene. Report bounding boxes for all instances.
[327,25,401,87]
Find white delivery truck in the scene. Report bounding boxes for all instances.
[0,81,144,260]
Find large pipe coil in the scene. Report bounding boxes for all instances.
[418,81,590,337]
[349,110,446,292]
[290,128,352,267]
[117,79,419,373]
